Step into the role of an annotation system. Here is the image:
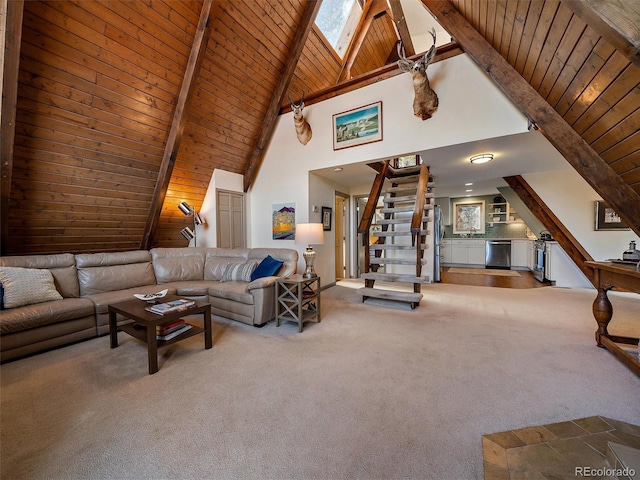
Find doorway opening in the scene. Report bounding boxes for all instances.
[334,192,350,280]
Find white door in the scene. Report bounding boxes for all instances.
[217,190,245,248]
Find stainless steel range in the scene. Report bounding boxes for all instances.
[533,239,546,282]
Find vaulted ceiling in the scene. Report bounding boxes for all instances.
[1,0,639,256]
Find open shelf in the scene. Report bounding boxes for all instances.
[119,321,204,347]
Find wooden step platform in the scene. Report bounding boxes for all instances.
[370,244,427,251]
[369,258,428,265]
[356,287,423,309]
[361,272,429,283]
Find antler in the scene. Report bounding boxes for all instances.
[397,41,414,72]
[423,28,437,68]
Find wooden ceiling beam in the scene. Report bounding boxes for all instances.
[422,0,640,237]
[388,0,415,57]
[243,0,322,192]
[1,0,24,255]
[337,0,376,83]
[281,41,463,113]
[505,175,596,287]
[564,0,640,69]
[140,0,215,250]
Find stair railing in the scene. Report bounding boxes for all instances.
[357,160,389,282]
[410,164,429,280]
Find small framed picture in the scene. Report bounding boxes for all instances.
[321,206,332,231]
[595,201,629,230]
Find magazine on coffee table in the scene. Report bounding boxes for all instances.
[145,299,196,315]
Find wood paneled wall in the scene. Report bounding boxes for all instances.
[5,0,638,254]
[10,1,199,254]
[153,0,307,248]
[7,0,309,253]
[351,14,398,77]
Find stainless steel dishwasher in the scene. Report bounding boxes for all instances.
[485,240,511,269]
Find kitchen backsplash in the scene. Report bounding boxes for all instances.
[443,222,531,239]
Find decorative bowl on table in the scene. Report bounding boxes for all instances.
[133,289,168,302]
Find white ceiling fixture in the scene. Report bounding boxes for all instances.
[470,153,494,164]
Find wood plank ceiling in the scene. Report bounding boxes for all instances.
[447,0,640,204]
[1,0,639,255]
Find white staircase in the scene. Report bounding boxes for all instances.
[356,162,433,309]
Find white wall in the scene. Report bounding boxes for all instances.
[198,169,244,248]
[249,53,529,283]
[523,169,640,261]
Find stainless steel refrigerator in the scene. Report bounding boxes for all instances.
[433,206,444,282]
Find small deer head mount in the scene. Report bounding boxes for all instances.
[287,91,312,145]
[397,28,439,120]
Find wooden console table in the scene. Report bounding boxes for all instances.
[585,261,640,376]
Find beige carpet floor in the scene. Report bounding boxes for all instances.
[447,267,521,277]
[1,283,639,480]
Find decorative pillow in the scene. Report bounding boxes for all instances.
[250,255,284,281]
[0,267,63,309]
[0,283,4,310]
[220,261,258,283]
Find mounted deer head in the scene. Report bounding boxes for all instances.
[287,91,312,145]
[397,28,439,120]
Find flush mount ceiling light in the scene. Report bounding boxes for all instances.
[333,167,343,172]
[470,153,494,164]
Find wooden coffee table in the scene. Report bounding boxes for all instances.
[108,296,212,374]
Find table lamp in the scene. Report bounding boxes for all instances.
[295,223,324,278]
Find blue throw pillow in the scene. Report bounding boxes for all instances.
[0,283,4,310]
[250,255,284,281]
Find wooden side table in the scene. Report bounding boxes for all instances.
[275,274,321,332]
[585,261,639,376]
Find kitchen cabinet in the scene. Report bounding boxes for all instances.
[440,239,452,264]
[527,240,535,270]
[450,239,485,265]
[511,240,530,268]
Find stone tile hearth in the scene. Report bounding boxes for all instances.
[483,416,640,479]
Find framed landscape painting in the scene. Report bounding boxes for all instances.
[453,201,485,234]
[333,101,382,150]
[272,203,295,240]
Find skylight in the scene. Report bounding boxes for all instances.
[315,0,362,59]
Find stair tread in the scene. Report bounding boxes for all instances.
[370,258,427,265]
[373,230,430,237]
[378,217,430,224]
[380,205,433,213]
[370,244,427,250]
[356,287,423,302]
[390,175,422,184]
[384,195,435,204]
[361,272,428,283]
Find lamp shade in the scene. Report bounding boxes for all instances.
[178,201,193,216]
[180,227,195,241]
[295,223,324,246]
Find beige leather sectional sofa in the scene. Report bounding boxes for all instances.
[0,247,297,362]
